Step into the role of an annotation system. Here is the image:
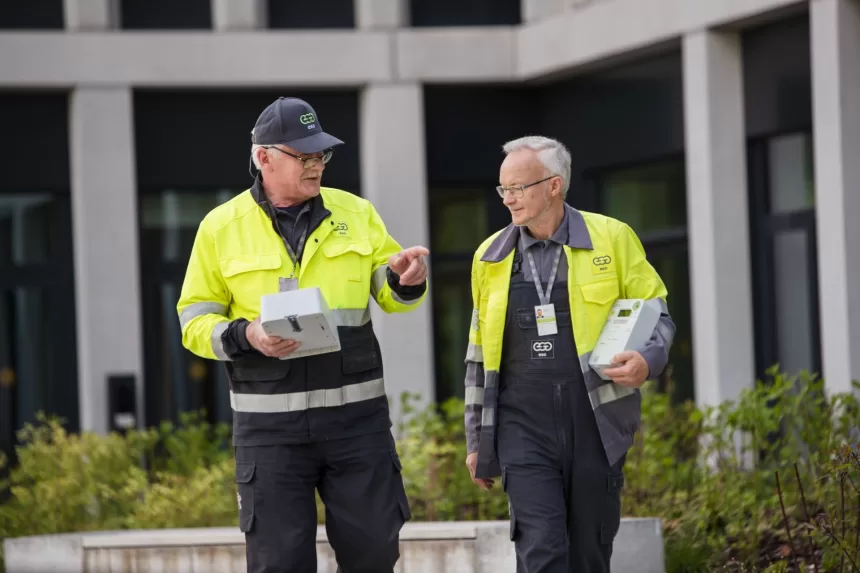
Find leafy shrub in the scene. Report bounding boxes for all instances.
[2,371,860,573]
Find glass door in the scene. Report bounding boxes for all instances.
[0,192,78,462]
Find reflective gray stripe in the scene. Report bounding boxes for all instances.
[179,301,227,330]
[588,383,636,408]
[481,406,494,426]
[371,265,388,299]
[230,378,386,413]
[466,343,483,363]
[465,386,484,406]
[331,308,371,327]
[649,296,669,314]
[579,351,591,374]
[211,321,231,361]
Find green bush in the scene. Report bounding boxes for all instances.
[2,372,860,573]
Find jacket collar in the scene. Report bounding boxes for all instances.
[480,203,594,263]
[251,174,331,229]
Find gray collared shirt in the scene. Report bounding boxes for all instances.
[517,208,570,287]
[274,201,312,262]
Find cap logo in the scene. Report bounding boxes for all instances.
[299,113,316,125]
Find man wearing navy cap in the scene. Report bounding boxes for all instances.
[177,97,430,573]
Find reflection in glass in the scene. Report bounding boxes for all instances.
[772,231,814,375]
[600,161,687,237]
[0,194,55,264]
[768,133,814,214]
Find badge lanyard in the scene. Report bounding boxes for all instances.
[277,218,309,292]
[526,245,563,336]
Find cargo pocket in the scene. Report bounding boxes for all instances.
[390,451,412,522]
[340,323,381,375]
[600,472,624,545]
[235,461,256,533]
[502,468,516,541]
[231,355,291,382]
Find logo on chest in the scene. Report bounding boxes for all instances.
[531,340,555,360]
[591,253,614,275]
[334,222,349,236]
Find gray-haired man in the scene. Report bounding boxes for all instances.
[464,136,675,572]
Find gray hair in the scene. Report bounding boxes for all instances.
[250,144,269,170]
[502,136,571,198]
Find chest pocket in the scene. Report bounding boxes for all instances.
[321,240,372,283]
[220,253,283,299]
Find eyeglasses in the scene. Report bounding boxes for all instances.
[496,175,557,199]
[266,146,334,169]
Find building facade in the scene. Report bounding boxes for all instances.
[1,0,858,456]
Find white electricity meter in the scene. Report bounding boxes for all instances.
[588,298,660,380]
[260,287,341,360]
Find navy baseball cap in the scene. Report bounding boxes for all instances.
[251,97,344,154]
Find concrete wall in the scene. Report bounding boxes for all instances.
[4,519,665,573]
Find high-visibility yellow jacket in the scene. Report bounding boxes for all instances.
[177,180,427,446]
[465,204,675,476]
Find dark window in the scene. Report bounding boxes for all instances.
[593,159,693,402]
[134,89,360,426]
[410,0,520,26]
[0,93,77,464]
[0,0,64,29]
[267,0,354,28]
[120,0,211,29]
[748,132,820,381]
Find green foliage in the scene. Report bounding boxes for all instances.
[395,392,509,522]
[625,369,860,572]
[3,371,860,573]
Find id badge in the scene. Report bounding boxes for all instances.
[535,304,557,336]
[279,277,298,292]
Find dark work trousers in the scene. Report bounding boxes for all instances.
[497,271,626,573]
[234,430,412,573]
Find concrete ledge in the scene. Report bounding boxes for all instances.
[3,518,664,573]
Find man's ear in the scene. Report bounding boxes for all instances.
[551,175,564,198]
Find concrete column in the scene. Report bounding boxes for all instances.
[811,0,860,394]
[355,0,408,29]
[64,0,116,30]
[69,87,144,434]
[212,0,266,31]
[359,84,435,421]
[682,30,756,408]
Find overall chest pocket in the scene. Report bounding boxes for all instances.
[220,253,283,299]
